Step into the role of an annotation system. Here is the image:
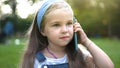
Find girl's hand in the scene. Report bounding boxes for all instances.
[73,22,114,68]
[73,22,89,45]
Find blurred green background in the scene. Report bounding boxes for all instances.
[0,0,120,68]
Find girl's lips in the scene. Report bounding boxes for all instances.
[59,36,70,40]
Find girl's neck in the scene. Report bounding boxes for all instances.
[48,44,66,53]
[43,45,66,59]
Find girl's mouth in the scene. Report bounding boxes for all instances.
[59,36,70,40]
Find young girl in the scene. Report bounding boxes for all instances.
[21,0,114,68]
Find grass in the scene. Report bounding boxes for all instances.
[0,37,26,68]
[91,38,120,68]
[0,37,120,68]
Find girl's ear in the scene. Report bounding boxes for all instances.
[40,30,46,36]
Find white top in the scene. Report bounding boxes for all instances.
[34,54,68,68]
[34,44,91,68]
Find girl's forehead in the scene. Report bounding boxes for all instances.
[47,8,73,17]
[43,9,73,24]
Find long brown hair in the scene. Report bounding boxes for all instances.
[21,1,86,68]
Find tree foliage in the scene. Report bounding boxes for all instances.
[0,0,120,38]
[67,0,120,38]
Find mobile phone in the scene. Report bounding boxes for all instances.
[73,17,78,51]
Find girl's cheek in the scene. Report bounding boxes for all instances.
[70,27,74,33]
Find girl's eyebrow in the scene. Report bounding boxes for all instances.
[66,20,73,23]
[51,21,60,24]
[48,21,60,26]
[50,19,73,24]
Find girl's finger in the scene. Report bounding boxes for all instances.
[74,22,82,28]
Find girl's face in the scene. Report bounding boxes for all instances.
[41,8,73,47]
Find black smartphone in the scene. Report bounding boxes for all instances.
[73,17,78,51]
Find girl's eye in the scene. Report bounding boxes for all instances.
[52,24,60,27]
[67,22,73,25]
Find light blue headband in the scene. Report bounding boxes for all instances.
[37,0,59,30]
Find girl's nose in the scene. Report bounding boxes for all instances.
[61,25,68,34]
